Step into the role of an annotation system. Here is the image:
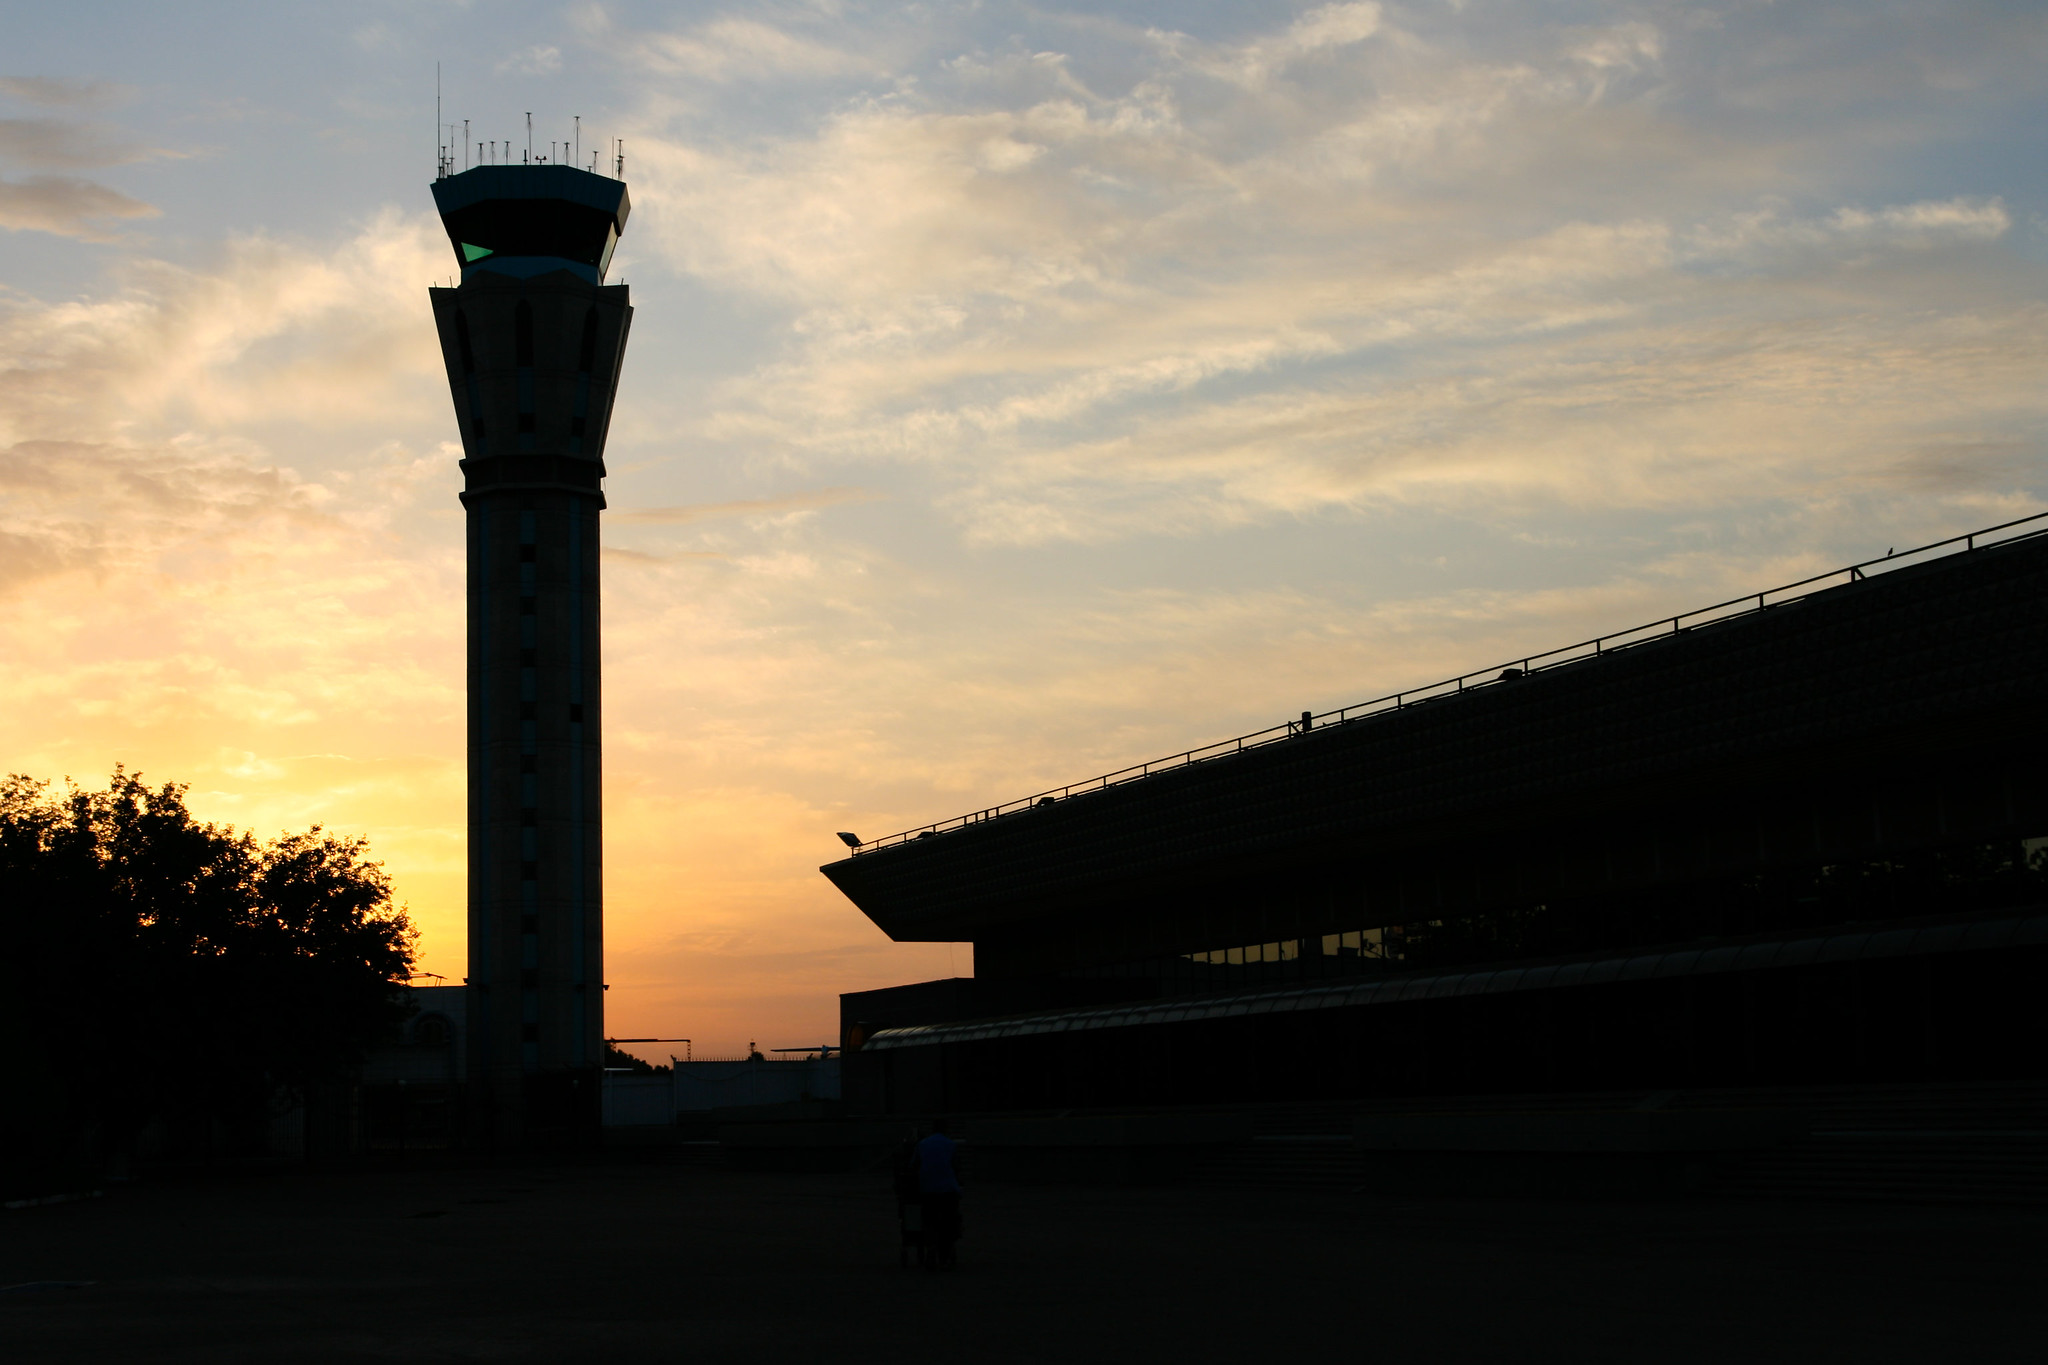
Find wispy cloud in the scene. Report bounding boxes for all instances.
[602,545,726,564]
[497,45,563,77]
[0,75,126,109]
[0,115,172,170]
[0,207,447,438]
[632,17,879,84]
[1166,0,1387,88]
[612,5,2045,557]
[0,173,156,240]
[0,81,171,239]
[612,487,880,524]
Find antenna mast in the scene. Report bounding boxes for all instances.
[575,115,580,170]
[436,62,442,177]
[526,112,532,164]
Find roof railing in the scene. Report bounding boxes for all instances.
[848,511,2048,855]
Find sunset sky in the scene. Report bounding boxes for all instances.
[2,2,2044,1060]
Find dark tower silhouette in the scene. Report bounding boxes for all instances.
[427,163,632,1145]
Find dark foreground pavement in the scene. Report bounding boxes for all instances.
[4,1162,2043,1363]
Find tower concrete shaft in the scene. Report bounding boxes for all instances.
[427,165,632,1145]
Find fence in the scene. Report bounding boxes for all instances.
[601,1057,842,1127]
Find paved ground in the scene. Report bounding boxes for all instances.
[4,1161,2043,1363]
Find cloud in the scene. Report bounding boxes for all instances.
[1828,197,2011,243]
[0,207,448,440]
[633,17,877,84]
[935,300,2048,546]
[0,438,323,592]
[0,76,125,109]
[602,546,725,564]
[1171,1,1387,88]
[0,173,156,240]
[497,45,564,77]
[608,6,2043,555]
[612,486,880,525]
[0,115,169,170]
[1685,196,2011,267]
[0,98,180,241]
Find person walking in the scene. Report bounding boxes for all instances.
[915,1117,962,1270]
[890,1131,924,1269]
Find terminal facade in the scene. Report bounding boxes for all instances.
[828,524,2048,1116]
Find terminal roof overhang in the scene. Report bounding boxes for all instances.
[822,530,2048,943]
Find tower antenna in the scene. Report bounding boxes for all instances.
[526,111,532,164]
[436,62,442,177]
[575,115,580,170]
[464,118,470,172]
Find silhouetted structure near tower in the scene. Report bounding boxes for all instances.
[428,163,632,1145]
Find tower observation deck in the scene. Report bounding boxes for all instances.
[427,163,632,1146]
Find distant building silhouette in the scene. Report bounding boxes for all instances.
[427,162,633,1146]
[354,982,470,1153]
[827,521,2048,1117]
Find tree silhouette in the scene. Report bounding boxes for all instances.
[1,769,415,1188]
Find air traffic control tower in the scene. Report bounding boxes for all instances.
[427,162,632,1146]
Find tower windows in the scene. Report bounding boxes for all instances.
[515,300,536,451]
[570,306,598,453]
[454,309,486,443]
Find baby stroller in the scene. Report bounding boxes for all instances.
[891,1138,925,1269]
[919,1193,960,1271]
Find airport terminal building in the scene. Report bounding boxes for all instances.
[825,519,2048,1120]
